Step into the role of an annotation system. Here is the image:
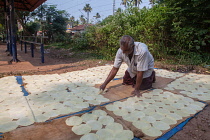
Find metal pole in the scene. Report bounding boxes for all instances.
[40,44,44,63]
[4,0,9,52]
[40,4,43,44]
[6,0,12,55]
[31,43,34,57]
[9,0,19,62]
[113,0,115,15]
[24,42,27,53]
[20,40,22,51]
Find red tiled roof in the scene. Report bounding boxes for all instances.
[0,0,46,12]
[71,24,93,31]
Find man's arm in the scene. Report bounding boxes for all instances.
[131,71,144,97]
[100,67,119,90]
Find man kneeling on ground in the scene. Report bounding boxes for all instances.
[100,35,155,97]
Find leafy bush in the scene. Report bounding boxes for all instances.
[71,32,88,51]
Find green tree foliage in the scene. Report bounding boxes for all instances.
[31,4,69,43]
[80,15,86,24]
[25,22,40,37]
[69,16,75,27]
[94,13,101,23]
[83,2,210,65]
[160,0,210,52]
[121,0,142,8]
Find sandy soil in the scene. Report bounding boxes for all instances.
[0,43,210,140]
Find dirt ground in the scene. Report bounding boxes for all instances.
[0,43,210,140]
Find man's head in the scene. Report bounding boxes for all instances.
[120,35,134,55]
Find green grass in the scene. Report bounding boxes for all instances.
[45,42,71,49]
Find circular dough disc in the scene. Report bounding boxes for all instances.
[80,133,99,140]
[72,124,91,135]
[105,123,123,133]
[142,127,162,137]
[81,113,98,122]
[98,116,114,125]
[152,121,170,130]
[113,109,128,116]
[132,120,151,130]
[96,129,114,140]
[86,120,102,131]
[141,116,156,123]
[65,116,82,126]
[115,130,134,140]
[161,117,177,125]
[92,110,107,117]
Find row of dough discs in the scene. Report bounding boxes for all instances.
[105,89,205,137]
[164,73,210,101]
[65,110,134,140]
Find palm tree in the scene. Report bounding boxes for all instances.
[149,0,156,7]
[133,0,142,7]
[83,4,92,24]
[80,15,86,24]
[95,13,101,19]
[69,16,75,28]
[121,0,142,8]
[121,0,129,8]
[94,13,101,23]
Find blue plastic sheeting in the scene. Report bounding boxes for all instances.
[46,107,97,122]
[113,78,122,80]
[133,137,141,140]
[15,76,29,96]
[0,133,3,139]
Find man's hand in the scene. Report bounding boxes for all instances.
[100,83,106,91]
[131,89,142,97]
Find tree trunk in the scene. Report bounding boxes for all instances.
[87,12,89,24]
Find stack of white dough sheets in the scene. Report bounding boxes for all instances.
[105,89,205,137]
[65,110,134,140]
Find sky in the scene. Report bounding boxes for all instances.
[45,0,151,22]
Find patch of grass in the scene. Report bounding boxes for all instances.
[155,52,210,67]
[69,50,104,60]
[46,42,71,49]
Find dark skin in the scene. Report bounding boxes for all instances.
[100,43,144,97]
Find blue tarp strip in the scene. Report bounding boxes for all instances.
[46,106,97,122]
[45,95,133,122]
[133,137,141,140]
[113,78,122,80]
[15,76,29,96]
